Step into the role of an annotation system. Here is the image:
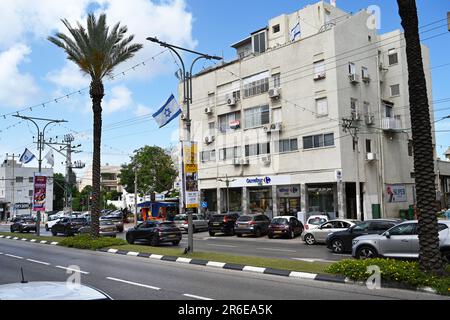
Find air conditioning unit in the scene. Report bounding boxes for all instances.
[204,136,215,145]
[351,113,362,121]
[365,115,375,125]
[362,74,371,83]
[366,153,378,161]
[226,96,237,106]
[268,88,280,99]
[240,158,250,166]
[271,122,282,132]
[204,107,213,115]
[314,73,326,81]
[349,74,360,84]
[261,155,271,166]
[232,158,242,166]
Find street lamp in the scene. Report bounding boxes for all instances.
[217,174,236,214]
[147,37,222,253]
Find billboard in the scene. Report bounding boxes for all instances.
[183,141,199,209]
[386,184,407,203]
[33,174,47,211]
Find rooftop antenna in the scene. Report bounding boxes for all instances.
[20,267,28,283]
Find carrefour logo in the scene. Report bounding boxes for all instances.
[246,177,272,185]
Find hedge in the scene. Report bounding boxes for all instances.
[58,234,127,250]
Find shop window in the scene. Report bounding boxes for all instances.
[308,186,335,213]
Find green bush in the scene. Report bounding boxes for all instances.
[59,234,127,250]
[326,259,450,295]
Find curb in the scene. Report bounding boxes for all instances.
[0,234,59,246]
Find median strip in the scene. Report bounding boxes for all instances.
[106,277,160,291]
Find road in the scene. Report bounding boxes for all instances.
[0,238,447,300]
[0,224,349,262]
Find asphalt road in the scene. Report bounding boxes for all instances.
[0,238,447,300]
[0,224,349,262]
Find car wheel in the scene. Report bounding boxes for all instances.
[255,228,262,237]
[51,230,57,236]
[229,227,235,236]
[45,225,49,232]
[172,241,180,246]
[331,239,345,254]
[150,236,159,247]
[356,246,378,260]
[209,231,215,236]
[65,227,72,237]
[237,233,243,238]
[126,234,135,244]
[268,234,274,239]
[304,234,316,245]
[288,230,295,239]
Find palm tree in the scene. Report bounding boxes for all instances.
[397,0,443,275]
[49,14,143,238]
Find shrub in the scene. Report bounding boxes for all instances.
[59,234,127,250]
[326,258,450,295]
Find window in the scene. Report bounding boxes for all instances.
[253,31,266,54]
[389,223,416,236]
[244,78,269,98]
[408,140,413,157]
[29,190,33,197]
[201,150,216,162]
[218,112,241,133]
[366,139,372,153]
[385,105,393,118]
[16,177,23,183]
[208,93,215,108]
[316,97,328,116]
[314,60,326,79]
[219,147,241,160]
[390,84,400,97]
[353,221,370,232]
[388,49,398,65]
[362,66,369,79]
[272,73,281,88]
[351,98,358,118]
[349,62,356,75]
[272,24,280,33]
[244,105,270,128]
[363,101,371,116]
[245,143,270,157]
[28,177,33,183]
[276,139,298,153]
[303,133,335,150]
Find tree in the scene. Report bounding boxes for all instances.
[52,173,66,211]
[119,146,178,196]
[397,0,444,275]
[48,14,142,238]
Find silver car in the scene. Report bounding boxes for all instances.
[173,214,208,233]
[303,219,360,245]
[352,220,450,261]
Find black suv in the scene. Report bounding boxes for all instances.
[10,217,37,233]
[125,221,182,246]
[51,217,88,236]
[208,213,240,236]
[325,219,402,254]
[235,214,271,237]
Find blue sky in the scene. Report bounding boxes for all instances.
[0,0,449,177]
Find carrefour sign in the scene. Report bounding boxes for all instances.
[230,175,291,188]
[246,177,272,185]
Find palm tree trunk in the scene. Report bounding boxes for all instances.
[90,80,104,239]
[397,0,443,275]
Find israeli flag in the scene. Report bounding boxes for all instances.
[44,150,54,167]
[152,94,182,128]
[290,22,301,42]
[19,148,36,164]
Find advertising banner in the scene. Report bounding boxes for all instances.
[183,142,199,209]
[386,184,407,203]
[33,174,47,211]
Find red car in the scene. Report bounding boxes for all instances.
[268,216,304,239]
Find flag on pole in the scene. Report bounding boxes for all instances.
[290,22,301,42]
[152,94,182,128]
[19,148,36,164]
[330,0,337,7]
[44,149,54,167]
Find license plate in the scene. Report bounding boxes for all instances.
[169,234,176,238]
[274,231,283,234]
[214,223,220,226]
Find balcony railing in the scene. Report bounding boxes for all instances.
[381,117,402,131]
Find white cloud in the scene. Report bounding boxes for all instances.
[0,44,40,108]
[134,104,153,117]
[103,85,133,114]
[46,62,91,90]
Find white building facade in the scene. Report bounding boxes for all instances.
[180,1,435,220]
[0,159,54,218]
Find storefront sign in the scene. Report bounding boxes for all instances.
[386,184,407,203]
[14,203,31,210]
[230,175,292,188]
[277,185,300,198]
[183,141,199,209]
[33,174,47,211]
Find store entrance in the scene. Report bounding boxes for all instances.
[249,187,273,218]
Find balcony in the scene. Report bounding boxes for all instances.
[381,118,402,131]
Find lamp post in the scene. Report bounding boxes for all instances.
[13,115,67,236]
[147,37,222,253]
[217,174,236,214]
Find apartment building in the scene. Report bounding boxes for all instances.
[78,165,123,193]
[180,1,435,220]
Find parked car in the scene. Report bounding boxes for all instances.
[45,214,62,231]
[235,214,271,237]
[352,220,450,261]
[10,218,37,233]
[173,214,208,233]
[267,216,304,239]
[304,215,329,232]
[303,219,360,245]
[100,214,124,232]
[51,217,88,236]
[325,219,402,254]
[208,213,240,236]
[78,220,118,238]
[126,220,182,246]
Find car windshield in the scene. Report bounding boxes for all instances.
[71,218,86,223]
[238,216,253,222]
[173,215,186,221]
[101,216,120,220]
[308,217,327,225]
[24,219,35,223]
[352,221,370,231]
[271,218,288,225]
[159,222,176,228]
[100,221,115,226]
[210,215,225,222]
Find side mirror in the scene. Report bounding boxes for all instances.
[385,232,391,239]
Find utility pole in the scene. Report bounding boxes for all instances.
[13,115,67,236]
[147,37,222,253]
[134,163,140,227]
[217,174,236,213]
[5,154,20,218]
[447,12,450,32]
[342,117,362,221]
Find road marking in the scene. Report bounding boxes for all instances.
[176,257,192,264]
[127,252,140,256]
[258,248,297,253]
[289,271,317,279]
[107,249,118,253]
[207,244,237,248]
[6,236,11,239]
[106,277,160,291]
[40,241,47,244]
[55,266,89,274]
[21,238,28,241]
[5,254,23,260]
[30,239,36,242]
[243,266,266,273]
[50,242,59,245]
[183,294,213,301]
[0,235,4,238]
[206,261,226,268]
[13,237,19,240]
[27,259,51,266]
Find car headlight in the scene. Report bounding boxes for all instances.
[352,239,359,246]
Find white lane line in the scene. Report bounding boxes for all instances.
[206,244,237,248]
[55,266,90,275]
[183,293,213,301]
[258,248,297,253]
[106,277,160,291]
[5,254,24,260]
[27,259,51,266]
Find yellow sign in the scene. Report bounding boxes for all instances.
[183,141,199,209]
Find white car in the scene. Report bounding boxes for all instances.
[304,215,329,232]
[45,214,63,231]
[303,219,360,245]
